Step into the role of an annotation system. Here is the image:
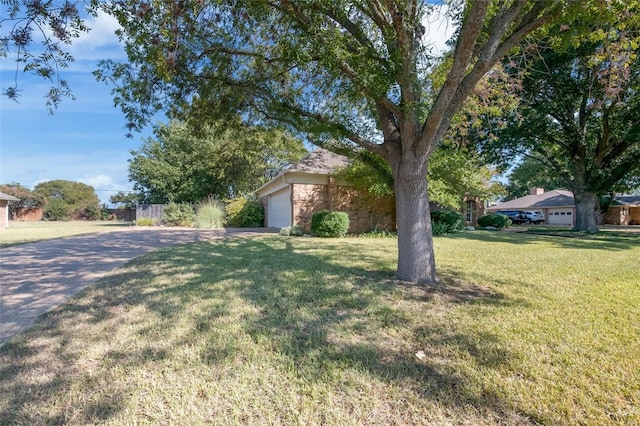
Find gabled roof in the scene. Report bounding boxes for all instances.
[287,148,352,174]
[488,189,575,210]
[255,148,352,195]
[0,191,19,202]
[614,196,640,206]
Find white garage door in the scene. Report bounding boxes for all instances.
[268,187,292,228]
[547,208,574,225]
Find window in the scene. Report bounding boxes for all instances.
[567,212,572,215]
[466,200,474,223]
[561,212,566,215]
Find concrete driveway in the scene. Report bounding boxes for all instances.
[0,227,276,345]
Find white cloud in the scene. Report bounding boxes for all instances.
[64,11,126,64]
[69,11,125,59]
[80,174,117,189]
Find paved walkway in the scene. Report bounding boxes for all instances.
[0,227,276,345]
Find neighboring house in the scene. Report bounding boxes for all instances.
[487,188,576,225]
[462,196,486,226]
[603,196,640,225]
[0,191,20,229]
[255,148,395,233]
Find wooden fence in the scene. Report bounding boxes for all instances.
[10,208,43,221]
[136,204,165,221]
[108,207,136,222]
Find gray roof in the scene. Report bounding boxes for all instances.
[488,190,575,210]
[614,196,640,206]
[0,191,19,202]
[287,148,352,174]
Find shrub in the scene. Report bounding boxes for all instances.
[430,210,464,235]
[162,201,195,227]
[311,211,350,237]
[478,213,511,229]
[136,217,155,226]
[99,204,112,221]
[80,204,102,221]
[43,198,71,221]
[225,196,264,227]
[195,201,225,229]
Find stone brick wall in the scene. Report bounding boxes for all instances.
[631,208,640,225]
[603,206,640,225]
[291,179,395,233]
[603,207,624,225]
[291,183,329,231]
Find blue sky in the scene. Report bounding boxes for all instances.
[1,7,454,206]
[0,11,151,205]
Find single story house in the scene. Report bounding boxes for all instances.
[603,196,640,225]
[0,191,20,229]
[255,148,396,233]
[487,188,576,225]
[462,196,486,226]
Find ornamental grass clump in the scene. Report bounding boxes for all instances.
[136,217,155,226]
[195,200,225,229]
[311,210,349,237]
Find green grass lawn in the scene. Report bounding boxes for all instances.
[0,221,133,247]
[1,231,638,425]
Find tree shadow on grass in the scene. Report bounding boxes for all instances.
[1,236,534,424]
[448,229,640,250]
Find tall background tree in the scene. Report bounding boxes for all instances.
[92,0,575,283]
[502,157,566,200]
[33,180,100,220]
[477,2,640,232]
[109,191,142,208]
[128,120,307,203]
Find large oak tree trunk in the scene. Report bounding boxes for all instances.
[573,189,599,232]
[392,153,437,284]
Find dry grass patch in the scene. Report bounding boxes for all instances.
[0,221,131,247]
[1,232,638,425]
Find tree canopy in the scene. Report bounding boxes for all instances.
[109,191,142,208]
[503,158,566,200]
[337,145,503,212]
[97,0,577,283]
[1,0,91,110]
[3,0,580,283]
[478,3,640,231]
[128,121,307,203]
[33,180,100,220]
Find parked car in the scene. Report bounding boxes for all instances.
[521,210,545,224]
[495,210,526,224]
